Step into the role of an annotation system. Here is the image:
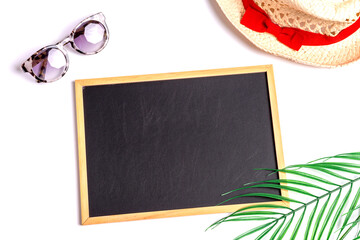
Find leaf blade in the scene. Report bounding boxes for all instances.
[325,183,352,240]
[337,184,360,239]
[318,189,342,239]
[305,200,319,239]
[312,195,331,239]
[277,213,295,240]
[218,192,304,206]
[290,207,306,239]
[223,183,317,198]
[233,222,275,240]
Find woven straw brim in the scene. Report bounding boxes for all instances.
[276,0,360,22]
[216,0,360,67]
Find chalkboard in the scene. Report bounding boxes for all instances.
[75,65,287,225]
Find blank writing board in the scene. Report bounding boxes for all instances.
[75,65,287,225]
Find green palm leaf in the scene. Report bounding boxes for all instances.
[269,217,286,240]
[258,168,340,187]
[255,222,277,240]
[209,152,360,240]
[312,194,331,240]
[337,186,360,239]
[327,183,352,240]
[304,200,319,239]
[206,204,292,231]
[317,189,342,239]
[244,179,329,192]
[290,207,306,239]
[222,183,317,198]
[218,192,304,206]
[277,213,295,240]
[338,215,360,240]
[233,222,274,240]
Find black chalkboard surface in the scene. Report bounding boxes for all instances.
[75,65,287,225]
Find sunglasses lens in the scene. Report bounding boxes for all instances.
[31,47,67,82]
[73,20,107,54]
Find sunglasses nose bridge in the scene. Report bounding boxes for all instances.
[56,36,72,47]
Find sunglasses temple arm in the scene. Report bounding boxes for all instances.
[21,59,32,73]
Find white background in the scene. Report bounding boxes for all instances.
[1,0,360,239]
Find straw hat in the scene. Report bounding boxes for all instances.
[216,0,360,67]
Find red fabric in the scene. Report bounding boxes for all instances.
[241,0,360,51]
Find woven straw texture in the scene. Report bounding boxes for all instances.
[255,0,356,36]
[277,0,360,22]
[216,0,360,67]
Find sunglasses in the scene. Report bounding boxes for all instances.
[21,12,109,83]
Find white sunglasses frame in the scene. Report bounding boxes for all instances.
[21,12,109,83]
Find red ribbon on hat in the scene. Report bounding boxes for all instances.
[241,0,360,51]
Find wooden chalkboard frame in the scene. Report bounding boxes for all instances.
[75,65,288,225]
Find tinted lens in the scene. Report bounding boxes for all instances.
[73,20,107,54]
[31,47,67,82]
